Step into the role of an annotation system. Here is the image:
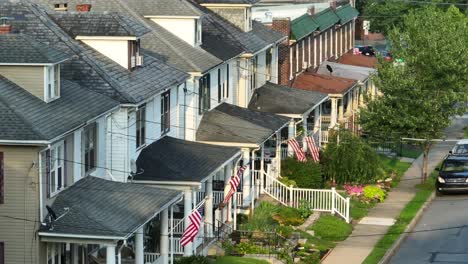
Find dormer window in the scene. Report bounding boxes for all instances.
[54,3,68,11]
[45,64,60,102]
[129,39,142,70]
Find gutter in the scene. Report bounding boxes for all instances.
[0,140,49,146]
[38,232,125,241]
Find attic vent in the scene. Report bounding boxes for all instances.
[54,3,68,11]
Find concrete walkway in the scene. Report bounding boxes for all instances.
[322,117,466,264]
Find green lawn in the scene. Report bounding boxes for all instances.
[214,256,269,264]
[350,199,375,220]
[380,155,412,187]
[362,172,436,264]
[309,215,353,241]
[464,126,468,138]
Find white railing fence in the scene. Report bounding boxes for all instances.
[170,218,184,234]
[144,252,161,264]
[262,172,350,223]
[169,237,184,255]
[197,191,225,206]
[321,130,329,143]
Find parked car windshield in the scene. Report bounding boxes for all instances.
[453,144,468,154]
[442,160,468,172]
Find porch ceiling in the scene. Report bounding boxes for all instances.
[38,176,181,241]
[135,136,241,183]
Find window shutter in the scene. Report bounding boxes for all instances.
[0,242,4,264]
[0,152,3,204]
[45,150,51,198]
[226,64,229,98]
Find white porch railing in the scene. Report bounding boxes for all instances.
[144,252,161,264]
[170,218,184,234]
[197,191,225,206]
[321,115,332,124]
[169,237,184,255]
[262,172,350,223]
[321,130,329,143]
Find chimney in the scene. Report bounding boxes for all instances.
[307,6,315,16]
[76,4,92,12]
[272,18,291,40]
[330,1,337,10]
[0,17,12,35]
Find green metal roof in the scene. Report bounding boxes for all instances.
[335,4,359,24]
[313,8,340,31]
[291,13,319,40]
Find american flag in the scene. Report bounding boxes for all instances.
[305,136,320,162]
[180,208,203,247]
[223,163,249,204]
[289,138,307,162]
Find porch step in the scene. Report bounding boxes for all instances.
[257,194,282,206]
[207,241,226,257]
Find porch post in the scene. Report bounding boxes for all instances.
[135,227,144,264]
[359,85,365,106]
[260,143,265,194]
[275,131,281,178]
[330,98,338,128]
[160,208,169,264]
[241,148,251,207]
[346,92,352,115]
[106,245,116,264]
[338,97,344,121]
[224,163,232,222]
[183,189,193,256]
[287,119,295,156]
[315,106,322,146]
[205,175,213,238]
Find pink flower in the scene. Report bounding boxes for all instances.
[344,184,364,196]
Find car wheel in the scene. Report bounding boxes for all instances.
[436,189,444,197]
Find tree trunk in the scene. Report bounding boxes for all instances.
[421,143,432,183]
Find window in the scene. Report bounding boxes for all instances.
[0,152,3,204]
[226,64,229,99]
[198,74,211,114]
[218,68,222,103]
[83,123,97,175]
[0,242,3,264]
[250,56,257,90]
[161,91,170,134]
[195,19,202,44]
[128,40,141,69]
[48,143,64,196]
[45,65,60,102]
[136,106,146,148]
[54,3,67,11]
[266,48,273,81]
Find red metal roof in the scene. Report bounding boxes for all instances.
[337,50,378,68]
[291,72,356,94]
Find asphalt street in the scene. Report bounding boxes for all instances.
[390,116,468,264]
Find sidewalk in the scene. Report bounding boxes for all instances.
[322,118,466,264]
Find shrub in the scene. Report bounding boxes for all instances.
[363,185,386,202]
[175,256,210,264]
[300,252,321,264]
[322,130,384,184]
[272,206,304,226]
[281,158,322,188]
[310,215,352,241]
[235,242,268,254]
[276,225,295,238]
[279,177,297,187]
[298,200,312,219]
[240,202,278,232]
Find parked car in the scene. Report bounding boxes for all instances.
[356,45,376,56]
[450,139,468,155]
[435,154,468,196]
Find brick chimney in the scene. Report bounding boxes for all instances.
[307,6,315,16]
[76,4,92,12]
[330,1,337,10]
[271,18,291,39]
[0,17,12,35]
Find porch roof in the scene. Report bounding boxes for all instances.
[196,103,290,145]
[248,82,328,115]
[316,61,376,82]
[291,72,356,95]
[38,176,181,240]
[337,50,378,68]
[135,136,241,183]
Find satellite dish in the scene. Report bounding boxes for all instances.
[46,205,57,221]
[326,64,333,75]
[130,159,137,174]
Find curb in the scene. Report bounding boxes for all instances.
[378,192,436,264]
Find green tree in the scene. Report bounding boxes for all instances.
[322,130,383,184]
[360,6,468,183]
[281,158,322,188]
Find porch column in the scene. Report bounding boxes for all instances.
[346,92,352,115]
[160,208,169,264]
[287,119,295,156]
[135,227,144,264]
[338,98,344,120]
[183,190,193,256]
[313,107,321,146]
[330,98,338,128]
[275,131,281,178]
[223,163,232,222]
[205,175,213,238]
[260,143,265,194]
[354,88,360,111]
[106,245,116,264]
[359,85,365,106]
[241,148,251,207]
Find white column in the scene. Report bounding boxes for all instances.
[205,176,213,238]
[223,163,232,222]
[106,245,116,264]
[287,119,295,156]
[330,98,338,128]
[160,208,169,264]
[183,190,193,256]
[314,107,320,136]
[260,144,265,193]
[319,34,323,64]
[275,131,281,178]
[338,98,344,120]
[313,37,317,68]
[302,117,308,152]
[241,149,251,207]
[135,227,144,264]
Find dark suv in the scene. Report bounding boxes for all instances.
[435,155,468,196]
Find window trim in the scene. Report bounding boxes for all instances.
[0,152,3,204]
[44,65,60,102]
[198,74,211,115]
[136,106,146,149]
[83,123,97,176]
[49,142,64,197]
[266,48,273,81]
[161,91,171,135]
[217,68,222,103]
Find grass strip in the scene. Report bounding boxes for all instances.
[362,173,436,264]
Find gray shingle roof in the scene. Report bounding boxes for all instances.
[0,34,69,64]
[197,0,260,4]
[251,20,286,44]
[0,75,119,141]
[50,12,150,38]
[125,0,204,17]
[2,1,189,103]
[39,176,181,239]
[248,82,327,115]
[316,61,376,82]
[136,136,241,182]
[196,103,290,145]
